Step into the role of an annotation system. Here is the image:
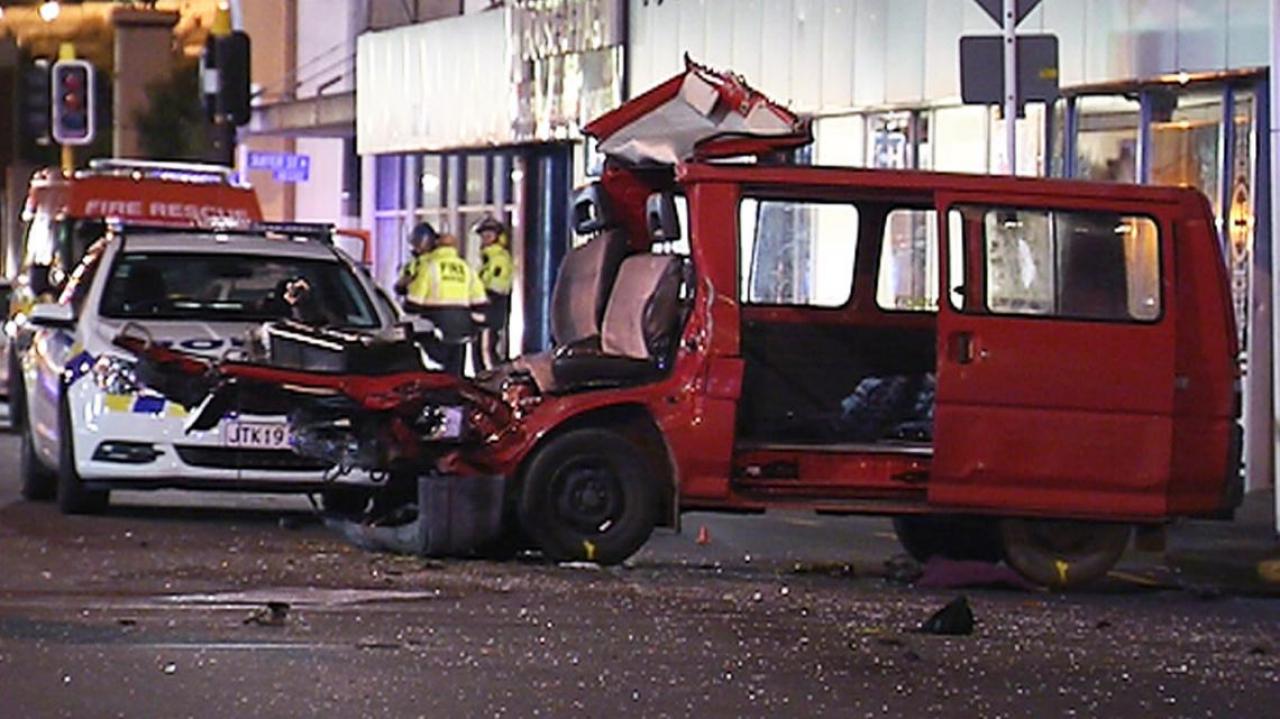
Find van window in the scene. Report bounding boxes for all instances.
[876,208,938,311]
[973,207,1160,322]
[739,198,858,306]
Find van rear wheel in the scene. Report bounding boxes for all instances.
[1000,519,1130,589]
[517,429,658,565]
[893,516,1004,563]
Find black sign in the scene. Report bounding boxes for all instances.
[959,34,1059,107]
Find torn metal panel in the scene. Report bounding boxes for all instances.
[583,57,812,164]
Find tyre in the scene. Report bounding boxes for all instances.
[56,394,108,515]
[320,485,373,518]
[7,355,25,434]
[19,420,55,501]
[893,516,1005,563]
[517,429,659,565]
[999,519,1131,589]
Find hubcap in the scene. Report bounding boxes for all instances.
[554,460,623,533]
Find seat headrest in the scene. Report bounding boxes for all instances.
[646,193,681,243]
[572,183,613,234]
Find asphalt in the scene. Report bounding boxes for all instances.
[1162,489,1280,596]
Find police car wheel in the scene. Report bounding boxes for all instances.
[1000,519,1131,589]
[518,429,658,566]
[55,394,108,515]
[7,356,25,433]
[19,421,55,501]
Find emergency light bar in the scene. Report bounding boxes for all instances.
[100,219,339,245]
[85,159,243,186]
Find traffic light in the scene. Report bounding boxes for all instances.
[19,58,52,146]
[51,59,94,145]
[201,30,252,127]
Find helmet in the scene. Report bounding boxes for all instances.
[473,216,505,235]
[409,221,439,248]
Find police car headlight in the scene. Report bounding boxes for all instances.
[93,356,140,395]
[418,405,465,440]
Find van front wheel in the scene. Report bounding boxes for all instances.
[518,429,658,565]
[1000,519,1130,589]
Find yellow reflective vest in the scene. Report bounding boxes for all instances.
[405,247,487,307]
[478,243,513,295]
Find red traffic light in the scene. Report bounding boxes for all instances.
[51,60,94,145]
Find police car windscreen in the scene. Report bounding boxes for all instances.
[99,252,379,328]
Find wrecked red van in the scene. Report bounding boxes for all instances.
[119,62,1241,588]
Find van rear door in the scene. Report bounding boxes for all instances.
[930,193,1178,519]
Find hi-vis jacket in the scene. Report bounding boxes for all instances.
[478,243,513,295]
[406,247,487,308]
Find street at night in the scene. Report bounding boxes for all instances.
[0,416,1276,717]
[3,2,1280,717]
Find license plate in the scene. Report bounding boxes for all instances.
[224,421,292,449]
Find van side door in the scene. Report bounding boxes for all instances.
[931,194,1178,519]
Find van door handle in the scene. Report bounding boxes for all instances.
[949,332,975,364]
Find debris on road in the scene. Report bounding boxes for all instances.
[915,557,1038,591]
[918,595,974,636]
[243,601,291,627]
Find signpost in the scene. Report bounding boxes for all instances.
[961,0,1052,175]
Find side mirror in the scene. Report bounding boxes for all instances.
[29,303,75,330]
[27,264,52,297]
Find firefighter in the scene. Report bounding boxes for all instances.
[393,221,438,300]
[473,215,513,372]
[403,230,488,376]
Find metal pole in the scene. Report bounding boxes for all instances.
[1270,0,1280,535]
[1003,0,1017,175]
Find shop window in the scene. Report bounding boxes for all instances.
[976,207,1160,322]
[931,106,990,174]
[375,155,402,211]
[876,209,938,312]
[1075,95,1140,183]
[989,103,1046,176]
[419,155,444,207]
[1150,90,1222,217]
[739,199,858,307]
[464,155,488,205]
[813,115,866,167]
[867,112,915,169]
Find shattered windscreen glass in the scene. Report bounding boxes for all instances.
[100,252,379,328]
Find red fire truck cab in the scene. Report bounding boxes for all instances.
[124,63,1242,587]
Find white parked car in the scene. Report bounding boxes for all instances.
[18,224,399,514]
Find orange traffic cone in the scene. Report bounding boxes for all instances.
[696,525,710,545]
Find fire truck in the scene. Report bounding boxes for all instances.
[117,62,1240,588]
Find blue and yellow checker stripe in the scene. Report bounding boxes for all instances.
[66,349,187,419]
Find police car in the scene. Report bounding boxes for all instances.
[17,223,399,514]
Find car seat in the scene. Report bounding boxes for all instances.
[511,228,628,390]
[548,252,684,391]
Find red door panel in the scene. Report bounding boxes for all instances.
[931,194,1178,519]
